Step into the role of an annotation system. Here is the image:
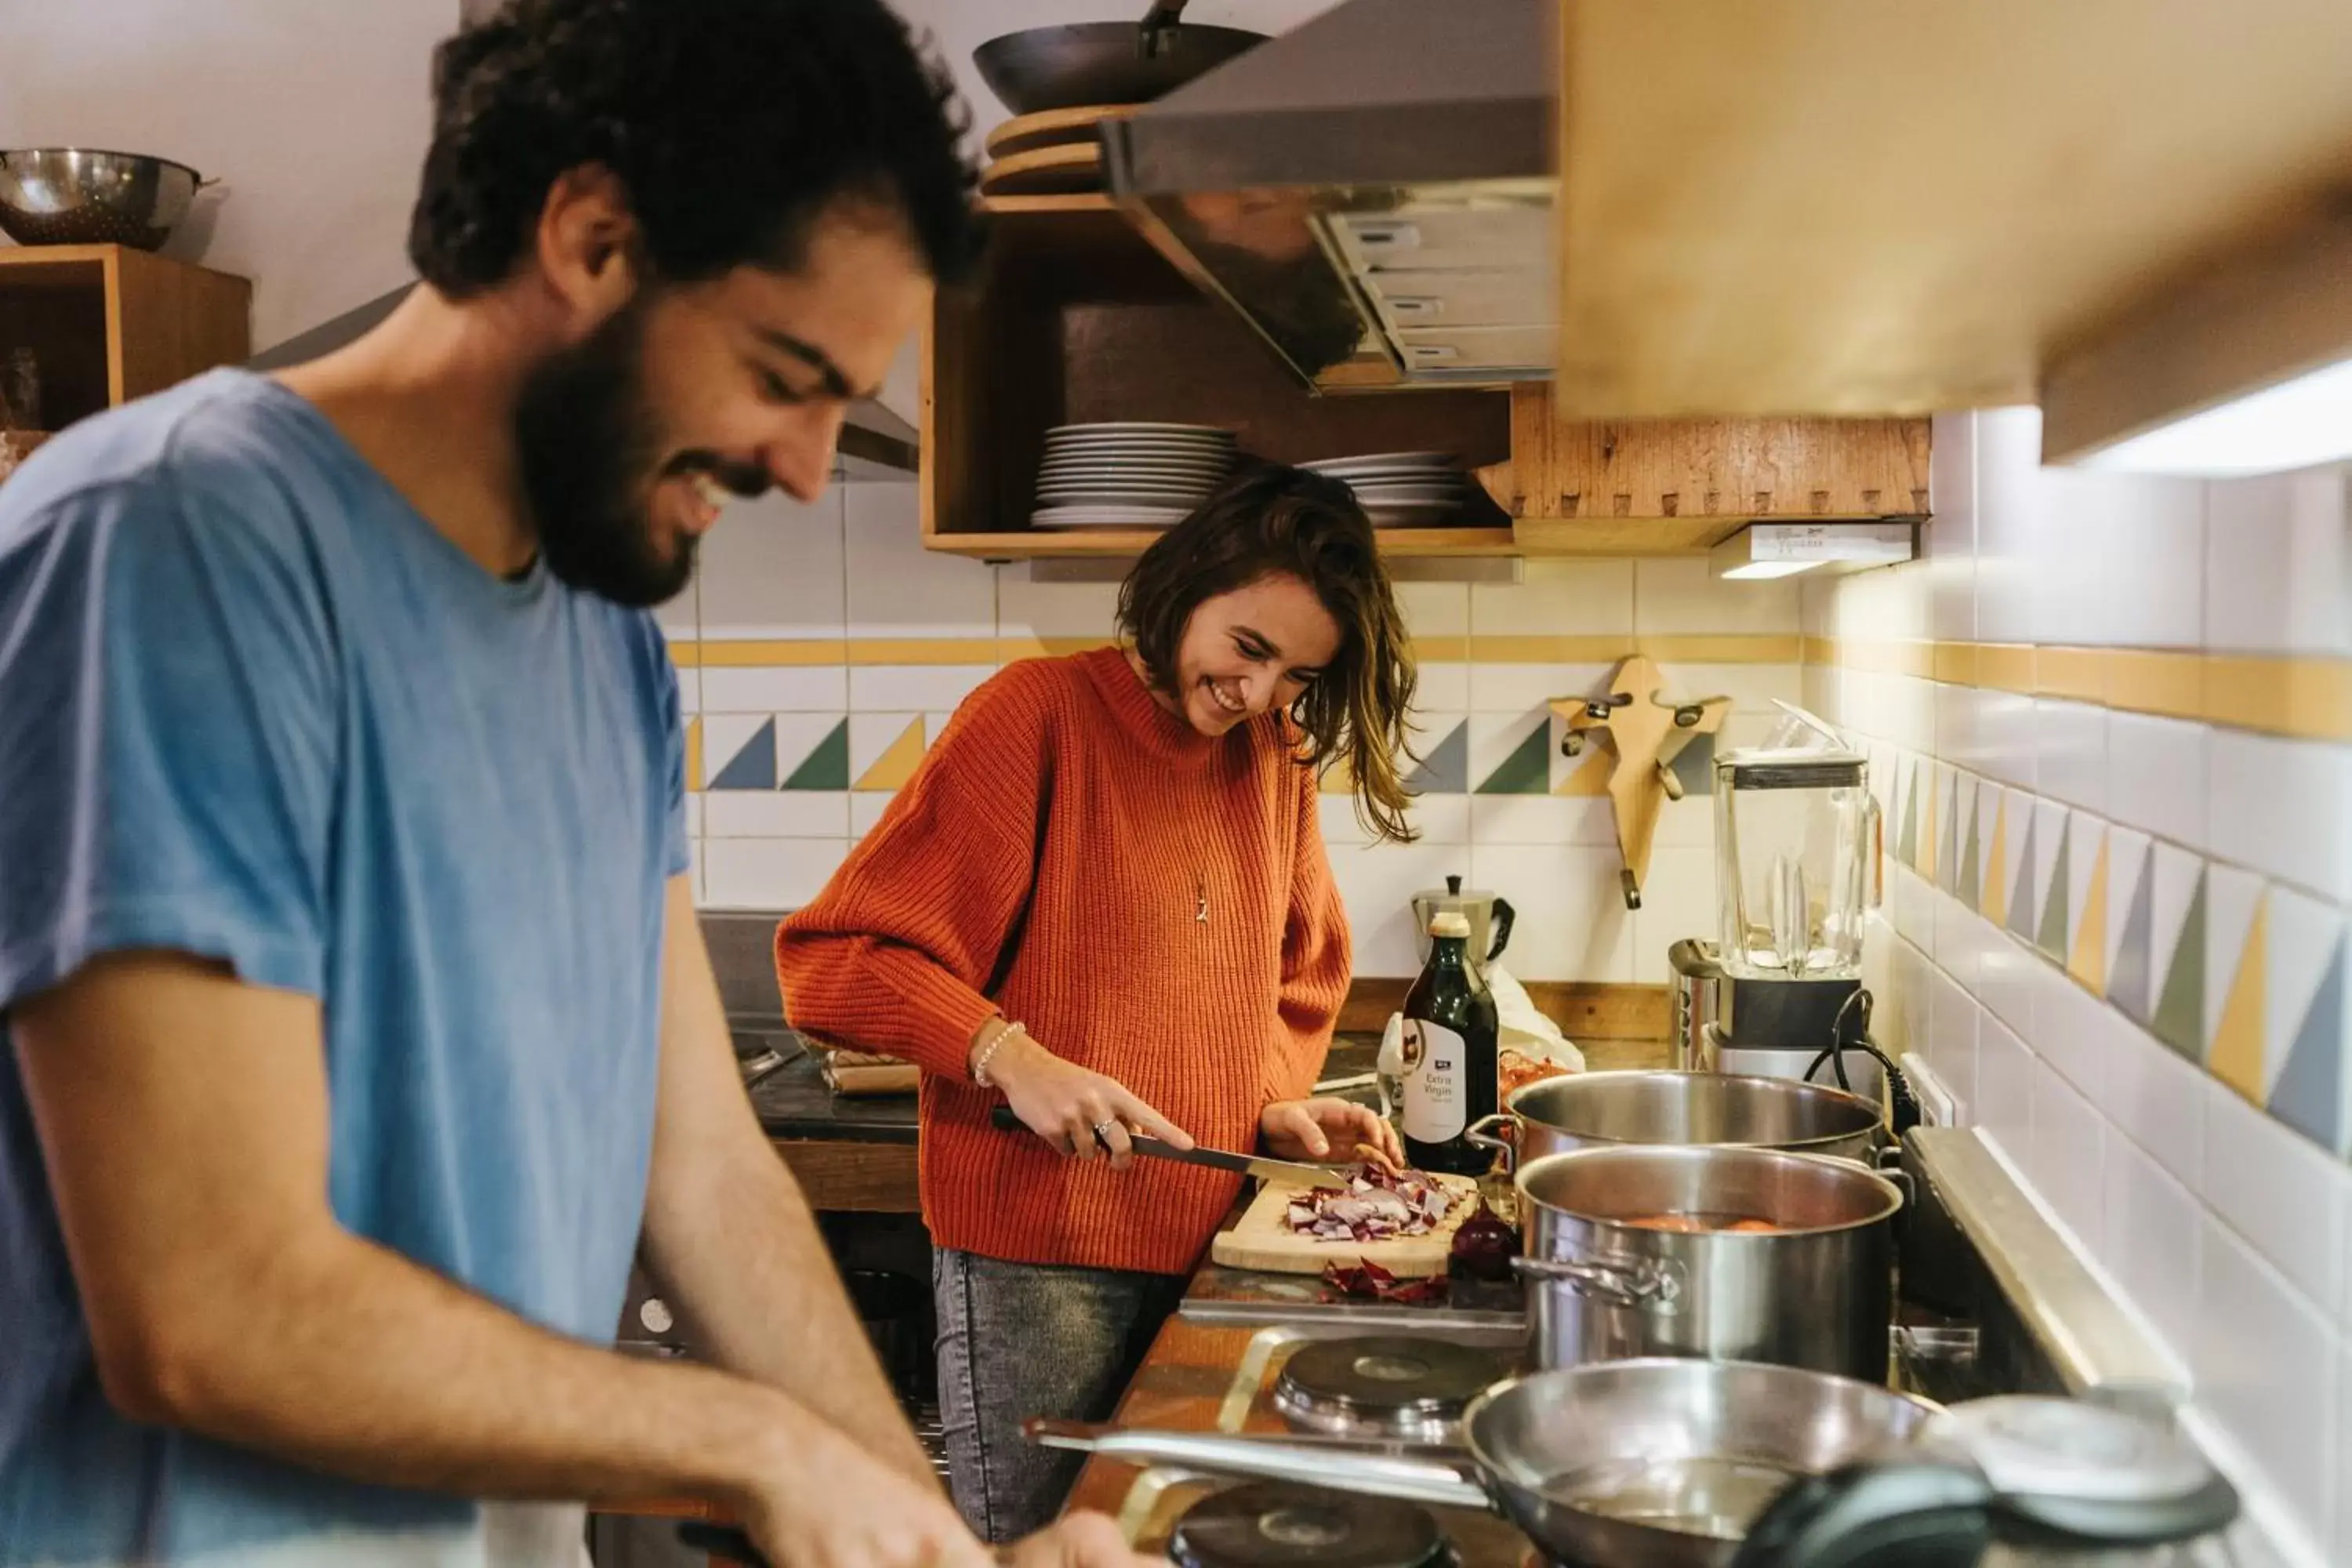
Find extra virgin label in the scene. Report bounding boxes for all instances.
[1401,1018,1468,1144]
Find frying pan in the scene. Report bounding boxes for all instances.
[973,2,1268,115]
[1025,1359,1937,1568]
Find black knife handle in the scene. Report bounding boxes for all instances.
[678,1523,767,1565]
[989,1105,1022,1133]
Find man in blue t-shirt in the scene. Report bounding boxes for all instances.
[0,4,1141,1566]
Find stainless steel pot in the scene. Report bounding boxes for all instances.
[1515,1145,1903,1382]
[1468,1069,1885,1173]
[1025,1359,1938,1568]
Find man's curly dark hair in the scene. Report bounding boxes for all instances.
[408,0,981,295]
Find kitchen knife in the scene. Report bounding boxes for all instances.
[988,1105,1352,1185]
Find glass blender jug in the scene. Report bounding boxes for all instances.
[1714,702,1878,980]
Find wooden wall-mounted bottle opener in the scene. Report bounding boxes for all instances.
[1549,655,1732,909]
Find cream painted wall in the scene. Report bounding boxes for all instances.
[0,2,459,349]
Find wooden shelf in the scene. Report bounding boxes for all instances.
[927,525,1523,561]
[0,244,248,437]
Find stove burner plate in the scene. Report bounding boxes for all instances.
[1170,1481,1454,1568]
[1274,1335,1512,1440]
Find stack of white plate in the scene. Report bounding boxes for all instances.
[1033,422,1238,530]
[1302,451,1472,528]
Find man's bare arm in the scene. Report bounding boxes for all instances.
[636,876,935,1489]
[12,948,982,1566]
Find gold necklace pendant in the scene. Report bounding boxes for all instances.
[1196,873,1208,925]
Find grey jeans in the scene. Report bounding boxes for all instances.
[932,1249,1189,1543]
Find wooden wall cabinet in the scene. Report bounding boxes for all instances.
[0,243,250,466]
[920,197,1929,561]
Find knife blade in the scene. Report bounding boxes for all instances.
[987,1106,1351,1185]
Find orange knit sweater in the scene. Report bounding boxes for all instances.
[775,648,1350,1275]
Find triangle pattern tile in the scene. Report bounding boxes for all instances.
[1958,792,1982,908]
[2005,814,2039,942]
[782,719,849,791]
[2035,832,2071,963]
[2202,866,2267,1061]
[2151,869,2207,1060]
[1405,720,1470,795]
[1555,742,1615,797]
[2104,829,2152,988]
[2146,847,2204,1014]
[2069,835,2111,996]
[2109,859,2157,1025]
[1666,731,1716,797]
[2208,898,2268,1103]
[854,717,927,792]
[1981,793,2009,927]
[2031,800,2070,951]
[1917,769,1938,882]
[1896,759,1920,866]
[1936,773,1960,896]
[2268,939,2348,1154]
[709,717,778,791]
[2263,886,2347,1102]
[1478,720,1553,796]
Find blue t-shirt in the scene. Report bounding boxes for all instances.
[0,370,688,1566]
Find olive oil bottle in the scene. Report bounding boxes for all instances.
[1401,911,1501,1175]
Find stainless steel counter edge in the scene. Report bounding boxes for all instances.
[1907,1127,2188,1417]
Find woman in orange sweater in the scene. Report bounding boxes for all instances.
[775,465,1417,1539]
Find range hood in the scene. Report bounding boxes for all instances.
[1104,0,1554,393]
[248,281,919,477]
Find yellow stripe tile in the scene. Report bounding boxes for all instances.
[1413,633,1472,664]
[2070,833,2109,996]
[1933,642,1980,687]
[684,717,702,793]
[2208,898,2268,1104]
[690,639,851,666]
[1468,634,1641,664]
[2206,654,2352,742]
[2106,649,2204,720]
[2035,647,2107,703]
[1632,634,1807,665]
[1974,644,2037,695]
[852,717,928,791]
[847,637,1000,666]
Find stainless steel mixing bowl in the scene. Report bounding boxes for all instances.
[0,149,206,250]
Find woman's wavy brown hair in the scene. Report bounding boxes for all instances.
[1117,463,1420,843]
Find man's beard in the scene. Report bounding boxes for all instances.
[511,298,765,608]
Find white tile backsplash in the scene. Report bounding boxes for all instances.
[2029,1057,2107,1252]
[1471,559,1633,636]
[699,664,849,713]
[2201,1076,2348,1317]
[2100,1133,2202,1363]
[696,489,846,637]
[1976,1014,2036,1156]
[2205,466,2352,657]
[701,837,848,909]
[2034,699,2108,812]
[843,482,993,637]
[2197,1222,2339,1553]
[1632,557,1802,634]
[2209,731,2352,906]
[2103,1003,2209,1189]
[2108,711,2211,852]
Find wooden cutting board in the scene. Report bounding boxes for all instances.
[1209,1172,1483,1278]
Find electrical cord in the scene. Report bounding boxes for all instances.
[1804,989,1923,1136]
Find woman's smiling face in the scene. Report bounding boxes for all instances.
[1166,572,1344,737]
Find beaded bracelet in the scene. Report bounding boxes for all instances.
[971,1020,1028,1089]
